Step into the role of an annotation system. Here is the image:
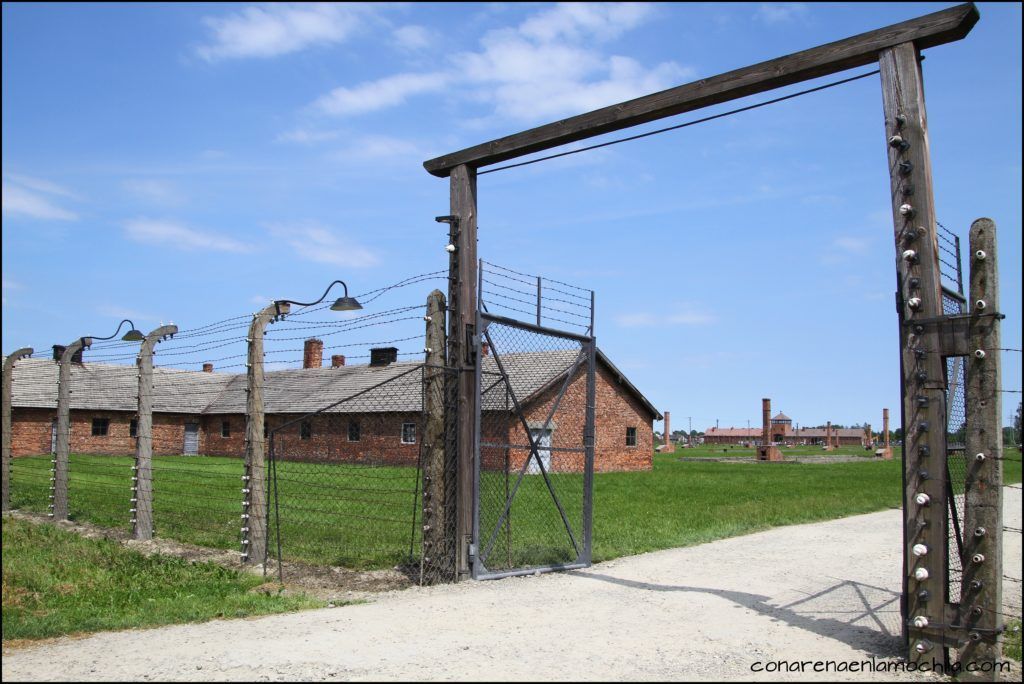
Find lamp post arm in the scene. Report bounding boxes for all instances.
[274,280,350,309]
[2,347,34,511]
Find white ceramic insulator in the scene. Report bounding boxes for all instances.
[913,616,930,629]
[908,297,922,309]
[915,640,933,654]
[975,300,987,310]
[973,553,985,564]
[975,453,986,462]
[913,543,929,557]
[903,249,917,261]
[899,203,914,215]
[975,250,987,261]
[888,134,905,147]
[445,244,456,253]
[914,492,931,506]
[914,567,930,581]
[974,349,986,359]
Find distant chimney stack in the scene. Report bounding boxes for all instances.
[762,398,771,445]
[369,347,398,367]
[202,363,214,373]
[303,339,324,369]
[331,354,346,368]
[481,342,490,357]
[52,345,83,363]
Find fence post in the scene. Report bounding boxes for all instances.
[2,347,33,512]
[52,338,89,521]
[449,163,478,581]
[242,303,287,565]
[959,218,1003,678]
[132,325,177,540]
[422,290,448,582]
[879,42,951,666]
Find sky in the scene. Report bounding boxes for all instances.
[2,2,1021,433]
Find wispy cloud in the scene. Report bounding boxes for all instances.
[2,278,23,307]
[833,236,870,254]
[331,134,425,162]
[123,218,252,253]
[756,3,809,25]
[306,2,688,124]
[196,3,370,61]
[313,72,450,117]
[276,128,343,144]
[615,304,715,328]
[123,178,184,206]
[392,24,435,51]
[267,222,378,268]
[96,304,160,325]
[2,175,79,221]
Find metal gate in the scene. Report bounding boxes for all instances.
[472,261,595,579]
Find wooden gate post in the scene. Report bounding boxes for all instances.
[422,290,448,581]
[52,338,90,521]
[879,42,951,666]
[132,325,177,540]
[2,347,33,512]
[448,163,478,581]
[242,302,288,565]
[959,218,1003,678]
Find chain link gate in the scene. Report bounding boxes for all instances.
[471,262,595,580]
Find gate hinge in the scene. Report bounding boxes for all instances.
[468,542,477,562]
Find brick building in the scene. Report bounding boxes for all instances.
[6,342,659,472]
[703,412,870,447]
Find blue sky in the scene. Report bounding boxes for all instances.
[3,2,1021,432]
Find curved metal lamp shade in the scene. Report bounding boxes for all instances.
[330,296,363,312]
[121,328,145,342]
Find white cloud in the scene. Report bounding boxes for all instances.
[267,222,378,268]
[123,178,184,205]
[332,134,424,162]
[2,179,78,221]
[277,128,342,144]
[615,305,715,328]
[756,3,808,25]
[313,72,450,117]
[2,278,23,307]
[123,218,252,253]
[96,304,159,325]
[196,3,368,61]
[3,172,79,198]
[392,24,435,51]
[306,2,685,124]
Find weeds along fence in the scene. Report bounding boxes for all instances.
[5,271,461,584]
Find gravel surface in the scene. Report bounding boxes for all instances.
[3,487,1020,682]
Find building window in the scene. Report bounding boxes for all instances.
[264,423,269,439]
[300,421,312,441]
[221,421,231,438]
[91,418,110,437]
[129,419,138,438]
[401,422,416,445]
[625,427,637,447]
[348,421,360,442]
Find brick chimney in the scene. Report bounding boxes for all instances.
[481,341,490,357]
[303,339,324,369]
[882,408,890,447]
[202,363,214,373]
[369,347,398,367]
[762,398,771,446]
[331,354,346,368]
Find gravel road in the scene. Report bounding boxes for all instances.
[4,487,1020,682]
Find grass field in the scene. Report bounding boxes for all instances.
[1,517,318,641]
[8,447,1021,571]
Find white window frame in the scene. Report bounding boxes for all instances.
[401,422,417,445]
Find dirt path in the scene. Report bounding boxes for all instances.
[4,488,1020,682]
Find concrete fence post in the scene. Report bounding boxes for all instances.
[242,302,288,565]
[959,218,1003,678]
[422,289,448,581]
[52,338,89,520]
[132,325,177,540]
[2,347,33,512]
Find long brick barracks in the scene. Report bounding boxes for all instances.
[5,339,661,472]
[703,400,873,447]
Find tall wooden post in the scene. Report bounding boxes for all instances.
[2,347,33,512]
[959,218,1003,678]
[879,42,950,666]
[422,290,448,582]
[242,303,288,565]
[132,325,177,540]
[449,163,478,580]
[52,338,89,521]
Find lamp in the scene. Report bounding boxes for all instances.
[275,280,362,314]
[88,319,144,344]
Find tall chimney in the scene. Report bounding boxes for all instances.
[762,398,771,445]
[369,347,398,367]
[883,408,890,448]
[202,363,214,373]
[303,339,324,369]
[663,411,671,446]
[331,354,346,368]
[826,421,832,449]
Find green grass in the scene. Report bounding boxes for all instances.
[2,517,319,641]
[9,447,1021,572]
[1005,619,1022,662]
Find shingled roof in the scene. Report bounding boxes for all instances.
[7,349,661,419]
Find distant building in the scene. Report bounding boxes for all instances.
[703,412,868,446]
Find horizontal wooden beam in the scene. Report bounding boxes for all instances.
[423,3,978,177]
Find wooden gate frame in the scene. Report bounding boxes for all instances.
[422,3,1007,671]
